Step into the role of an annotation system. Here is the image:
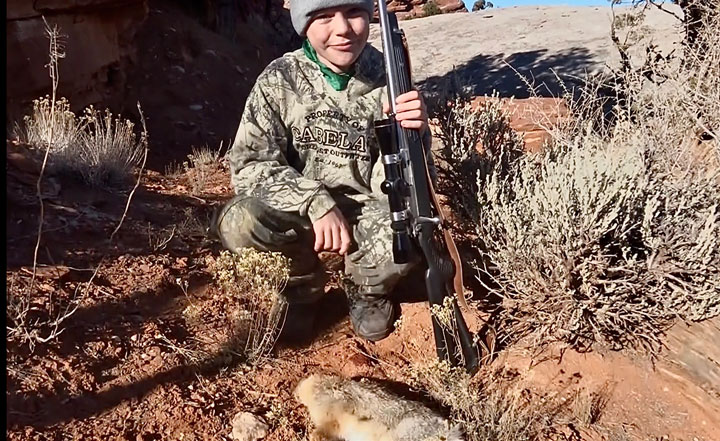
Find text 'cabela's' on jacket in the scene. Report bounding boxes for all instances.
[228,44,436,223]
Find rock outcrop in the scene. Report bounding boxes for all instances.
[393,0,467,19]
[378,0,467,20]
[471,97,569,152]
[6,0,149,121]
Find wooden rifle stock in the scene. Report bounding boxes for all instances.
[374,0,479,374]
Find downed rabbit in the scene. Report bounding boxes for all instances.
[295,374,463,441]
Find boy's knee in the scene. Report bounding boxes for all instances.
[213,196,267,251]
[213,195,319,275]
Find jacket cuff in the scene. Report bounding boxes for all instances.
[306,191,337,223]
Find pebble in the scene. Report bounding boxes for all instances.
[229,412,268,441]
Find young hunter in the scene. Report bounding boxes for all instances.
[212,0,436,342]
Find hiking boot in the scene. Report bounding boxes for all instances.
[276,301,317,344]
[348,294,396,342]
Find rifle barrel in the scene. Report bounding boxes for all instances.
[377,0,401,115]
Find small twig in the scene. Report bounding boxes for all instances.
[645,0,684,21]
[186,194,208,204]
[109,102,149,243]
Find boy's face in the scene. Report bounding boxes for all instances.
[306,6,370,73]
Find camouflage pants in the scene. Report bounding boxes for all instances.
[213,195,417,304]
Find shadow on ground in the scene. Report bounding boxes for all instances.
[418,47,598,98]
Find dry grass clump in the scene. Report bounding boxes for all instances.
[186,145,224,195]
[68,106,147,188]
[164,144,224,195]
[209,248,290,364]
[406,361,560,441]
[436,10,719,352]
[21,96,84,154]
[572,383,612,428]
[19,97,147,189]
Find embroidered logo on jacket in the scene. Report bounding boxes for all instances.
[291,125,369,161]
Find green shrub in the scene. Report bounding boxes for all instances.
[423,1,442,17]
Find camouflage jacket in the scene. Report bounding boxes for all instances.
[228,44,435,223]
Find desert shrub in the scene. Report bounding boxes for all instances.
[210,248,289,364]
[431,91,524,228]
[423,1,442,17]
[20,96,84,155]
[20,98,147,189]
[67,106,146,188]
[436,9,719,352]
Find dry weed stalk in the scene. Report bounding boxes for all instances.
[146,224,177,252]
[30,18,66,290]
[6,18,86,352]
[155,333,210,366]
[7,263,102,352]
[210,249,290,364]
[108,102,149,242]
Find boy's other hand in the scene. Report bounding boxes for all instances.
[313,207,353,255]
[383,90,428,131]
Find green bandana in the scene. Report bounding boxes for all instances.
[303,39,354,91]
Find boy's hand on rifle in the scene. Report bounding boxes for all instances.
[313,207,353,255]
[383,90,428,131]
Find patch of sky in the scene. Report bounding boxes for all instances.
[461,0,625,10]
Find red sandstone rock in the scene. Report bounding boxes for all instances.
[436,0,467,13]
[388,1,414,12]
[6,0,149,116]
[471,97,570,152]
[375,0,468,20]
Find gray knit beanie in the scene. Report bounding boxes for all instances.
[290,0,374,36]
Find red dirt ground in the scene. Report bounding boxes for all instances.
[6,3,719,438]
[6,136,720,441]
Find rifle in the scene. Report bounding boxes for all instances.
[373,0,480,374]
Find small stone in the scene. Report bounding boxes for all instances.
[171,65,186,74]
[189,104,203,111]
[230,412,269,441]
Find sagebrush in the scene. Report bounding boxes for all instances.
[431,90,524,228]
[20,96,147,189]
[435,8,719,352]
[209,248,289,364]
[423,1,442,17]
